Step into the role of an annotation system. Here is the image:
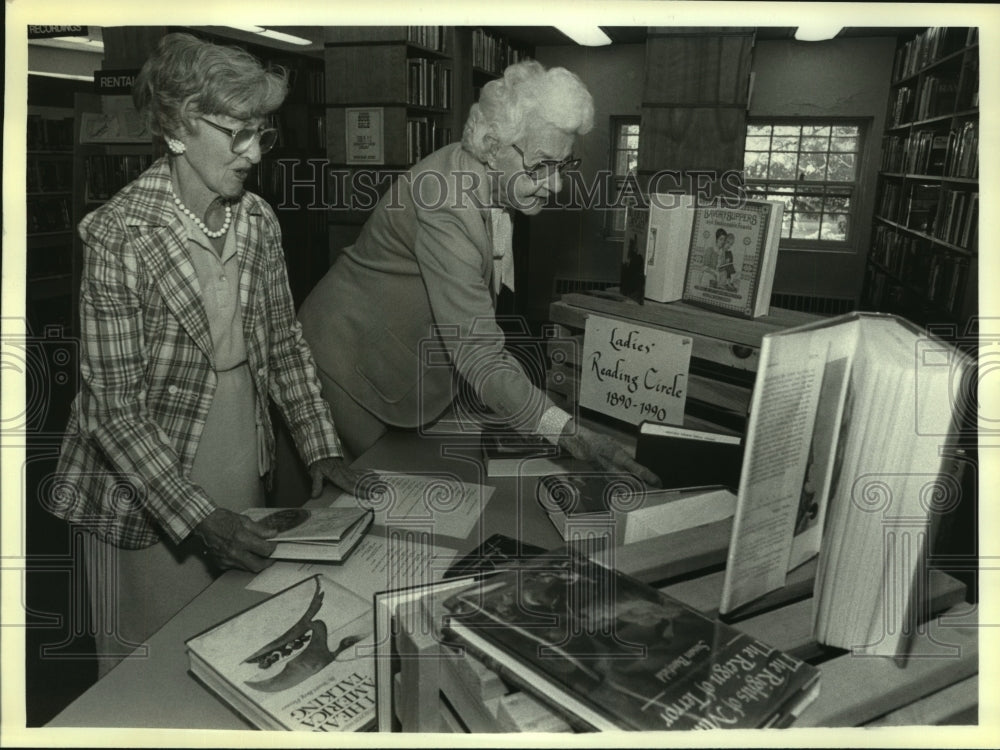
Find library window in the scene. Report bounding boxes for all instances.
[743,120,865,250]
[608,116,640,236]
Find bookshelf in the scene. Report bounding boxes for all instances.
[863,27,979,330]
[322,26,534,265]
[26,110,76,333]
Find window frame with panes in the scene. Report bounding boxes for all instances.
[743,118,868,252]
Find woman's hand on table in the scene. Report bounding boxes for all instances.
[194,508,276,572]
[558,419,662,487]
[308,456,378,499]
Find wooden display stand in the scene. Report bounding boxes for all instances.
[546,291,821,434]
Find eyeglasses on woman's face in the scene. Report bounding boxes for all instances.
[510,143,581,180]
[199,117,279,156]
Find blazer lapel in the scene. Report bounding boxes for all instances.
[122,159,215,364]
[235,198,266,369]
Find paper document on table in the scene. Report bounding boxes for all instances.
[331,471,491,540]
[246,534,458,600]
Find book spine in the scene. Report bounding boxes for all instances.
[440,625,598,732]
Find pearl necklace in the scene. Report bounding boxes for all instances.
[169,182,232,239]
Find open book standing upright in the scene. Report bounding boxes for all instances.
[719,312,969,659]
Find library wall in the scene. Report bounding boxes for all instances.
[749,36,897,301]
[525,43,647,321]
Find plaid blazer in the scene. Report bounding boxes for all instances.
[54,157,342,549]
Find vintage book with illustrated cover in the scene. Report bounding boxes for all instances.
[186,574,376,731]
[719,312,969,659]
[681,199,784,318]
[537,473,736,545]
[434,552,820,730]
[242,507,373,562]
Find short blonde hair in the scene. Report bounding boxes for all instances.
[133,32,288,139]
[462,60,594,161]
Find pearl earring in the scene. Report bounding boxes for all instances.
[166,137,186,155]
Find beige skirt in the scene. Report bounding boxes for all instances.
[86,362,263,678]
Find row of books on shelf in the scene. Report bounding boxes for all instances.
[27,157,72,193]
[879,182,978,249]
[471,29,530,74]
[85,154,153,202]
[27,196,72,234]
[869,228,970,314]
[407,58,453,109]
[881,121,979,178]
[891,27,973,82]
[306,69,326,106]
[407,25,448,52]
[933,188,979,248]
[407,118,451,165]
[27,114,74,151]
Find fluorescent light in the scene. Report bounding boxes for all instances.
[29,70,94,82]
[794,25,842,42]
[227,25,312,46]
[257,29,312,46]
[30,37,105,52]
[556,25,612,46]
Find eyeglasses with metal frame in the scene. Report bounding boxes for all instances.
[510,143,581,180]
[199,117,279,155]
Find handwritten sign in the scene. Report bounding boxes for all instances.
[345,107,384,165]
[579,315,692,426]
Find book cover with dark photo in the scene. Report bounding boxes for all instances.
[439,552,820,730]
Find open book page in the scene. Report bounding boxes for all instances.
[719,332,829,614]
[246,534,458,600]
[787,350,852,571]
[812,351,886,639]
[330,471,491,540]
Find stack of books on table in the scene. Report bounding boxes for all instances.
[378,550,821,731]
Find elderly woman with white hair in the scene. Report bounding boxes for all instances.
[297,60,658,482]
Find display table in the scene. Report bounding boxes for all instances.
[48,429,978,731]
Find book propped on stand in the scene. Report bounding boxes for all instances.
[430,550,820,730]
[719,312,970,660]
[680,198,784,318]
[536,473,737,545]
[242,507,373,562]
[186,574,376,732]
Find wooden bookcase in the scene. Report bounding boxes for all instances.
[26,109,76,334]
[863,27,979,331]
[322,26,533,265]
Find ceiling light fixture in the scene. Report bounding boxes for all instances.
[228,25,312,46]
[29,70,95,82]
[30,37,105,52]
[555,25,612,46]
[793,25,842,42]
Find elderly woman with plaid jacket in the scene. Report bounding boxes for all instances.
[51,33,364,676]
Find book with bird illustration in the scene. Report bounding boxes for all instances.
[185,574,375,731]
